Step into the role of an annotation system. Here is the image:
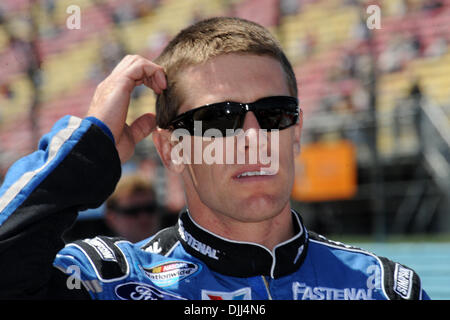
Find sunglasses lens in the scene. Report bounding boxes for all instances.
[255,108,298,130]
[192,103,242,136]
[253,97,298,130]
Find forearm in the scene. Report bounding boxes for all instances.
[0,115,121,298]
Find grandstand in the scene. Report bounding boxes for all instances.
[0,0,449,238]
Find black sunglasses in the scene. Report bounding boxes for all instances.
[165,96,299,136]
[113,202,158,217]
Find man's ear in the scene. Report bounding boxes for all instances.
[152,128,186,174]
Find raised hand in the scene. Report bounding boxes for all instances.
[86,55,167,163]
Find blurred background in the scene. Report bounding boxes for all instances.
[0,0,448,298]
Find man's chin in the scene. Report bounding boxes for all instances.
[230,193,289,222]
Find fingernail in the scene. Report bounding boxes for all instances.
[157,71,167,89]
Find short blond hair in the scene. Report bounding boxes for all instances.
[154,17,298,129]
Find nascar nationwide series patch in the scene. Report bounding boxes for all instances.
[142,260,201,287]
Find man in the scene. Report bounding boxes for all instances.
[0,17,428,299]
[105,174,162,243]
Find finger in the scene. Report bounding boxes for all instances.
[110,54,138,74]
[155,69,167,90]
[143,77,158,93]
[143,76,151,88]
[121,59,164,93]
[129,113,157,144]
[143,65,166,92]
[143,75,161,94]
[114,55,156,79]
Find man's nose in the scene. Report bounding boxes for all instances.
[242,111,261,132]
[240,111,268,151]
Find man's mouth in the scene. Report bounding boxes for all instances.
[236,170,276,178]
[233,166,278,180]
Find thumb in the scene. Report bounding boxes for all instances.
[129,113,157,144]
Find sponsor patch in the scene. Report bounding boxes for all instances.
[201,288,252,300]
[393,264,413,299]
[142,260,200,287]
[115,282,185,300]
[292,282,374,300]
[83,237,116,262]
[178,220,220,260]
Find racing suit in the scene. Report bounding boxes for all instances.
[0,115,429,300]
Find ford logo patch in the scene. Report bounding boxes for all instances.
[115,282,186,300]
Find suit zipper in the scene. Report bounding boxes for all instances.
[261,276,273,300]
